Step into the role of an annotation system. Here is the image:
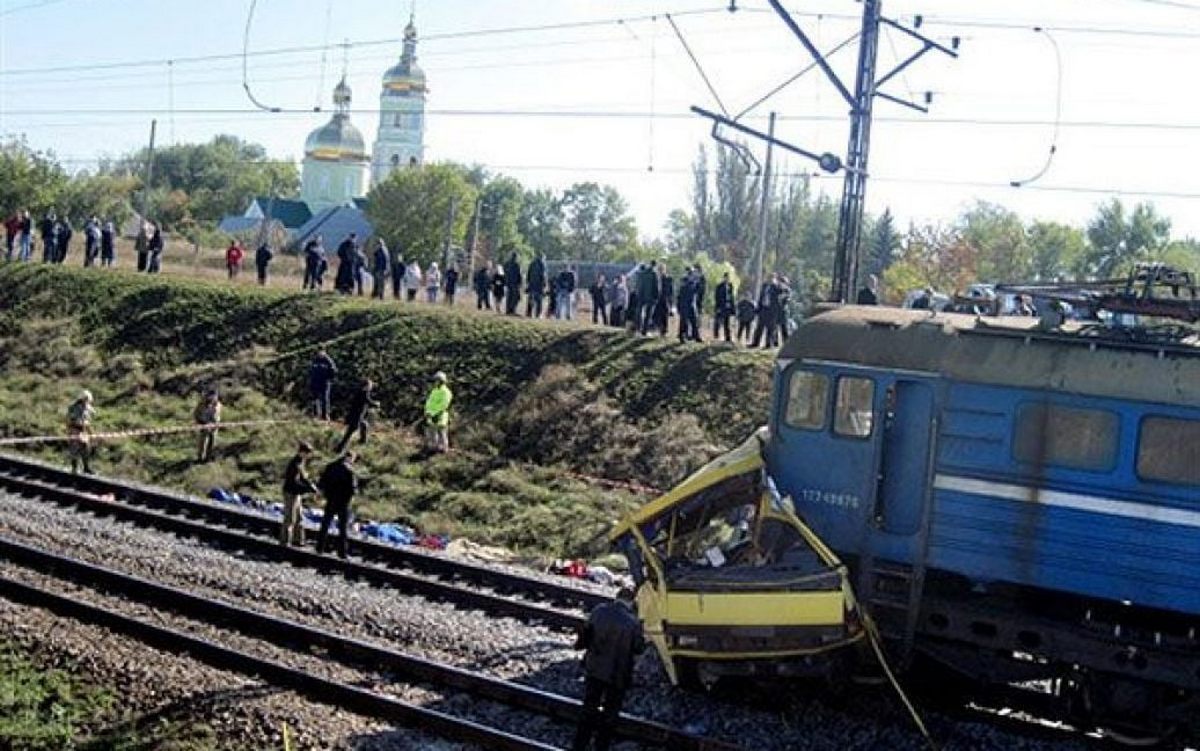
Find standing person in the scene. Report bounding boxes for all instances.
[193,389,221,463]
[425,262,441,303]
[55,216,73,264]
[3,212,18,261]
[316,452,358,559]
[856,274,879,305]
[654,266,674,337]
[335,379,378,454]
[353,243,368,296]
[334,233,357,294]
[637,262,659,335]
[491,264,506,312]
[526,253,546,317]
[443,264,459,305]
[18,210,33,262]
[556,265,577,321]
[255,242,273,285]
[693,264,707,321]
[39,211,56,263]
[503,252,522,315]
[473,262,492,310]
[146,224,164,273]
[225,240,245,279]
[66,390,96,475]
[134,222,149,271]
[590,273,608,325]
[424,371,453,454]
[676,269,700,343]
[713,272,735,343]
[99,219,116,267]
[749,276,775,348]
[280,441,317,547]
[302,236,321,290]
[83,217,101,267]
[371,240,390,299]
[735,292,756,344]
[571,587,644,751]
[775,275,793,343]
[404,259,422,301]
[308,349,338,421]
[389,241,405,299]
[610,274,628,328]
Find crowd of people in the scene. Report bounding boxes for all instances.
[3,209,167,272]
[290,232,799,350]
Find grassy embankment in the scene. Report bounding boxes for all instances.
[0,263,773,561]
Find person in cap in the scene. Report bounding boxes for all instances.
[280,441,317,547]
[335,378,379,454]
[572,586,645,751]
[424,371,453,454]
[66,390,96,474]
[193,388,222,462]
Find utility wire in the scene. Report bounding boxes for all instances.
[242,0,282,112]
[733,30,859,121]
[666,13,729,116]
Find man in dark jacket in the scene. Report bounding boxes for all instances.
[693,264,707,317]
[309,349,338,420]
[316,451,358,559]
[303,236,325,290]
[713,272,734,342]
[444,265,459,305]
[335,233,357,294]
[280,441,317,547]
[54,216,72,264]
[735,293,756,344]
[503,252,522,315]
[371,241,390,299]
[654,267,674,337]
[555,265,577,320]
[389,241,405,299]
[572,587,644,751]
[336,379,378,454]
[637,262,660,335]
[474,263,492,309]
[676,270,700,343]
[589,274,608,325]
[39,212,56,263]
[255,243,274,285]
[750,275,780,349]
[526,254,546,317]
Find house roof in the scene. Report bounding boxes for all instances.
[251,197,312,229]
[291,206,374,250]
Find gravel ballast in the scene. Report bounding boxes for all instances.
[0,488,1089,750]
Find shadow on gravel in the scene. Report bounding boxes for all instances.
[81,684,282,750]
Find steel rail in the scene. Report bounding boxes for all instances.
[0,452,610,611]
[0,466,586,631]
[0,534,740,751]
[0,572,559,751]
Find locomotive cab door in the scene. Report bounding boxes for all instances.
[870,377,938,563]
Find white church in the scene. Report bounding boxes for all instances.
[220,16,426,244]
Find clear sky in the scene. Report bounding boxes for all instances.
[3,0,1200,240]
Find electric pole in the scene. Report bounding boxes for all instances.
[442,197,458,270]
[754,112,777,295]
[139,119,158,223]
[832,0,882,303]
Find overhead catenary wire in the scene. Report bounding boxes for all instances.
[665,12,730,117]
[242,0,283,113]
[1009,27,1064,188]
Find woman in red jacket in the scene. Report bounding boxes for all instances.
[225,241,245,279]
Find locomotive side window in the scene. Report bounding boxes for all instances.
[1137,417,1200,486]
[785,370,828,430]
[834,377,875,438]
[1013,404,1118,471]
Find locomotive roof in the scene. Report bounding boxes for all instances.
[779,306,1200,408]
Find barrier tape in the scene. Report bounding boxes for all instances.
[0,419,297,447]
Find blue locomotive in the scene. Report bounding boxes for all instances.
[767,304,1199,738]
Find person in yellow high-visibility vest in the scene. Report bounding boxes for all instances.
[424,371,453,453]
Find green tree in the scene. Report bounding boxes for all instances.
[57,173,137,225]
[712,142,760,274]
[366,162,478,265]
[560,182,637,261]
[1153,238,1200,273]
[1082,198,1171,278]
[517,188,566,259]
[690,144,714,256]
[473,174,526,260]
[109,135,298,228]
[664,209,693,255]
[863,208,901,279]
[0,136,68,216]
[958,201,1031,282]
[1027,220,1086,281]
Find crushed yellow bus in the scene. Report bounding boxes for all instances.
[610,429,864,689]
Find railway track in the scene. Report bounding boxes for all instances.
[0,533,740,751]
[0,452,600,631]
